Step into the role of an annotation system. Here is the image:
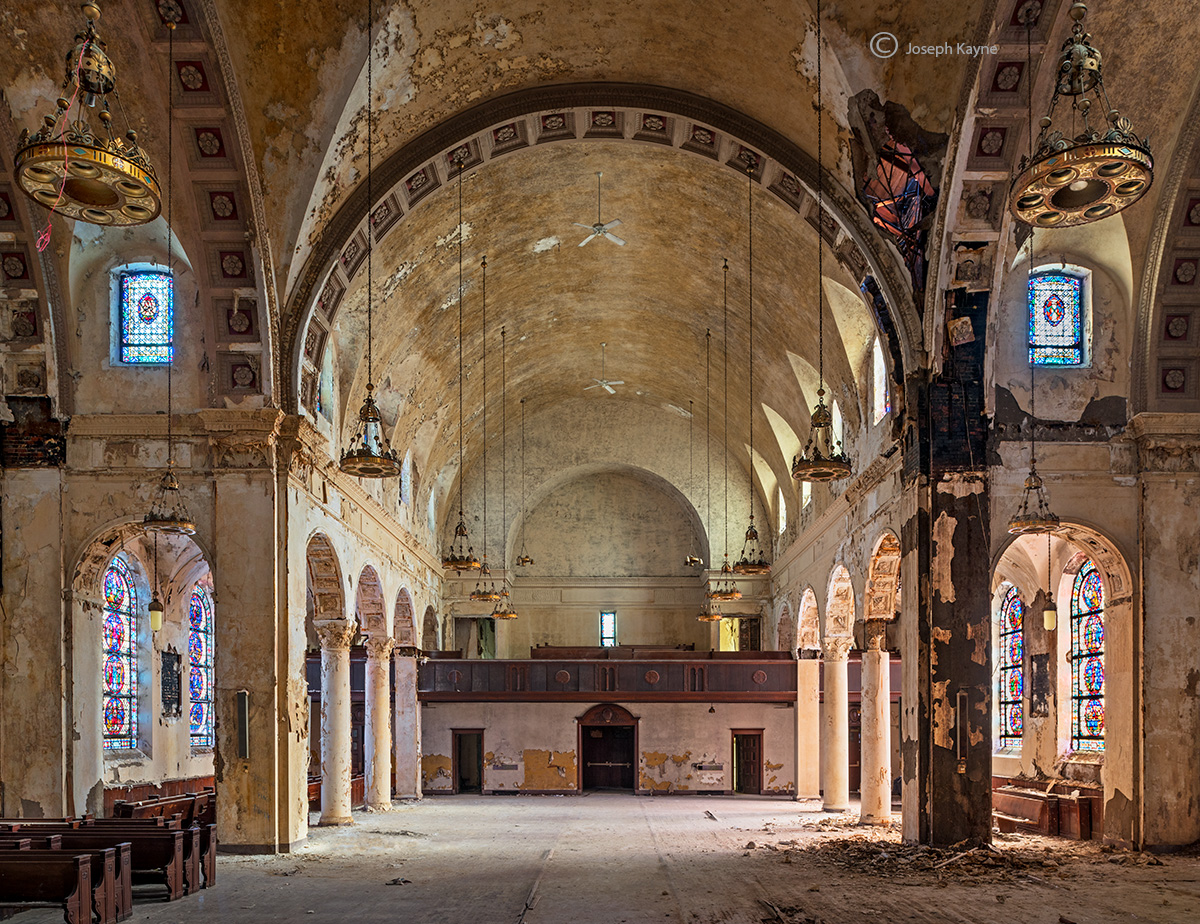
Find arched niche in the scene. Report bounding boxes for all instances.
[394,588,417,648]
[305,533,347,636]
[824,564,856,641]
[991,521,1137,847]
[421,606,439,652]
[68,520,215,816]
[865,531,901,622]
[798,587,821,651]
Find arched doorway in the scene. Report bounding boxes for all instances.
[577,704,638,792]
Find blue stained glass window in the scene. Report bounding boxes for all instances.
[997,587,1024,750]
[103,557,138,750]
[600,611,617,647]
[1029,272,1083,366]
[120,271,173,364]
[189,588,215,748]
[1070,560,1105,752]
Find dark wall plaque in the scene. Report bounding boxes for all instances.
[161,649,181,717]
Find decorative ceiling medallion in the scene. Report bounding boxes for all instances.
[209,191,236,220]
[1009,2,1153,228]
[194,127,224,157]
[13,2,161,227]
[176,61,208,92]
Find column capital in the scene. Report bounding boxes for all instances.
[864,619,888,651]
[364,636,395,660]
[314,619,355,651]
[822,635,853,661]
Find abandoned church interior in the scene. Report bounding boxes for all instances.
[0,0,1197,920]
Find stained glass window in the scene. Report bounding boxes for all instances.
[103,557,138,750]
[188,588,215,749]
[998,586,1024,750]
[119,271,173,364]
[1029,272,1083,366]
[873,338,891,424]
[1070,560,1105,752]
[600,611,617,647]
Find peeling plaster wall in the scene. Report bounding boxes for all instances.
[420,701,796,794]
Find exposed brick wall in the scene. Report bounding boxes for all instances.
[0,397,65,468]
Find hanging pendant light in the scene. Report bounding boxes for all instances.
[1009,2,1152,229]
[1009,23,1059,537]
[144,21,194,537]
[471,256,501,603]
[699,328,728,620]
[492,326,518,620]
[15,1,161,234]
[443,159,481,572]
[148,531,164,633]
[734,163,770,575]
[707,262,740,605]
[340,0,401,479]
[1042,532,1058,631]
[697,599,723,623]
[793,0,852,485]
[515,397,535,567]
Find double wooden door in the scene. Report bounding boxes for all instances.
[581,725,635,790]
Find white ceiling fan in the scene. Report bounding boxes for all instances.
[584,342,624,394]
[575,171,626,247]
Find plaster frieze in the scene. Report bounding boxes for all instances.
[1128,412,1200,473]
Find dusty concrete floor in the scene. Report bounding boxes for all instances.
[18,795,1200,923]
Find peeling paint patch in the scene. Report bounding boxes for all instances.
[966,622,987,666]
[421,754,452,789]
[931,510,957,603]
[532,236,561,253]
[933,680,953,750]
[518,749,576,790]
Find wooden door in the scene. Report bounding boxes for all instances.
[454,731,483,793]
[849,705,862,793]
[733,732,762,794]
[351,702,365,776]
[581,725,634,790]
[738,618,761,651]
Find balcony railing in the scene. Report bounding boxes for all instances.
[417,656,797,702]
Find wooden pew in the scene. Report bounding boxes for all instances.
[1,846,118,924]
[0,851,91,924]
[0,825,187,902]
[110,793,213,888]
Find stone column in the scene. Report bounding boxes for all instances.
[364,637,395,811]
[315,620,355,825]
[393,647,422,799]
[859,622,892,824]
[795,653,821,799]
[821,636,853,812]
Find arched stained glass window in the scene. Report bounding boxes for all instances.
[997,586,1024,750]
[1070,560,1105,752]
[1029,272,1083,366]
[189,588,215,749]
[119,271,173,364]
[103,557,138,750]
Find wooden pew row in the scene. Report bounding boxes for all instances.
[0,851,91,924]
[0,842,121,924]
[108,792,215,887]
[0,822,189,902]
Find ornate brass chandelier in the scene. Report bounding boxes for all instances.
[515,397,534,567]
[734,164,770,575]
[793,0,851,484]
[471,257,501,603]
[143,20,192,537]
[443,159,481,572]
[15,2,161,230]
[339,0,401,479]
[492,327,518,620]
[1009,2,1152,228]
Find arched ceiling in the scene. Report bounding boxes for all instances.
[326,139,871,501]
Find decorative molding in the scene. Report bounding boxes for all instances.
[314,619,356,651]
[822,636,853,661]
